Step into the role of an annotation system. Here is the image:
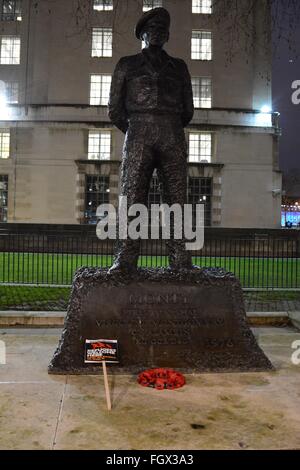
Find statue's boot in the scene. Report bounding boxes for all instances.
[108,240,139,276]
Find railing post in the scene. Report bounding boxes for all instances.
[296,232,300,258]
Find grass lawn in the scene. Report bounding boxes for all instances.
[0,286,71,311]
[0,252,299,289]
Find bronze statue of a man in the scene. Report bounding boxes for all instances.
[108,7,194,273]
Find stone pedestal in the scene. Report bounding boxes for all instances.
[49,267,273,374]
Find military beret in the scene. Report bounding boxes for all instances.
[135,7,171,40]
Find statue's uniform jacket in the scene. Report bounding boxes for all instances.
[108,49,194,269]
[108,50,194,134]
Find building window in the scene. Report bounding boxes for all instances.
[192,77,212,108]
[4,81,18,103]
[0,131,10,159]
[1,0,22,21]
[147,174,162,226]
[88,130,111,160]
[92,28,112,57]
[90,74,111,105]
[188,177,212,227]
[192,0,212,14]
[0,36,21,64]
[189,132,212,163]
[191,31,212,61]
[148,175,161,207]
[93,0,113,11]
[143,0,162,12]
[85,175,110,224]
[0,175,8,223]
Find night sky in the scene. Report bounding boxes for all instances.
[272,10,300,172]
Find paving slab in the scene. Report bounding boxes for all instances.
[0,327,300,450]
[289,311,300,330]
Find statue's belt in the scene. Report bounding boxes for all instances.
[128,113,182,123]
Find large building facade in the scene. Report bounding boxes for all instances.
[0,0,282,227]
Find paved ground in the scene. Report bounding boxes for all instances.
[244,293,300,313]
[0,327,300,450]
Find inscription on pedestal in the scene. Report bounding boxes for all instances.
[49,268,273,374]
[82,283,240,367]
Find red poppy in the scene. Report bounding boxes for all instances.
[138,368,185,390]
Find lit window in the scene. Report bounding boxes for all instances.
[1,0,22,21]
[0,36,21,64]
[191,31,212,60]
[92,28,112,57]
[0,175,8,222]
[4,82,18,103]
[188,177,212,227]
[88,131,111,160]
[192,77,212,108]
[93,0,113,11]
[192,0,212,14]
[189,133,212,163]
[85,175,110,224]
[0,131,10,159]
[143,0,162,12]
[90,74,112,105]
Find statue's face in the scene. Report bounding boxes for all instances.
[141,18,169,47]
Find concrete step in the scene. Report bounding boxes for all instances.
[0,311,66,327]
[0,310,298,329]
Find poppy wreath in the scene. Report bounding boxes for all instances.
[138,368,186,390]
